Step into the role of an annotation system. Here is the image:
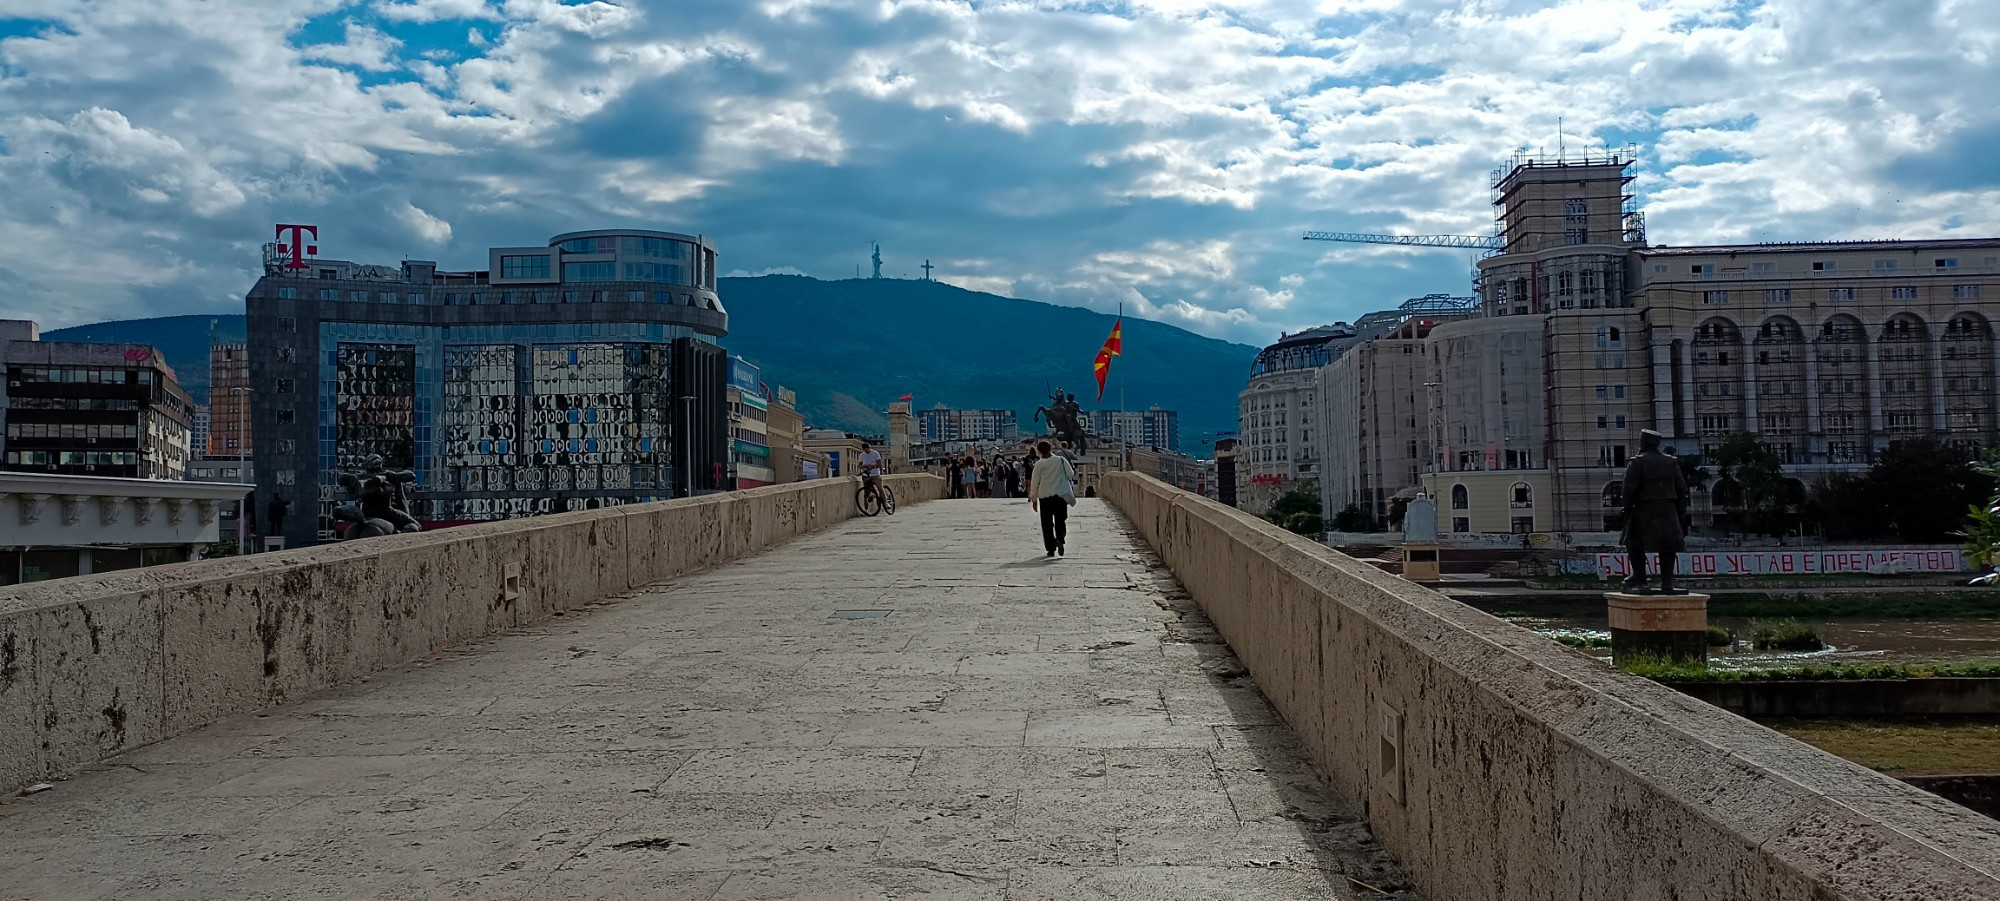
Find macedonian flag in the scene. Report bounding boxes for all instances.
[1092,313,1123,402]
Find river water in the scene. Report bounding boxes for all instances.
[1514,614,2000,668]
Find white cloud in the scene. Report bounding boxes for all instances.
[396,202,454,244]
[0,0,1992,350]
[301,21,405,72]
[375,0,497,23]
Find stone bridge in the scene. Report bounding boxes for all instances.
[1,474,1994,900]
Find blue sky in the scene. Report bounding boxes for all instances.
[0,0,1996,345]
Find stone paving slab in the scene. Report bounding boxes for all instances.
[0,499,1422,900]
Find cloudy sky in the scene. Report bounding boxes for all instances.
[1,0,1996,345]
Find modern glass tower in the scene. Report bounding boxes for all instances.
[245,229,730,547]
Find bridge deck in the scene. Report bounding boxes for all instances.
[1,500,1420,900]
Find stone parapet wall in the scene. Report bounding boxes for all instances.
[0,475,945,791]
[1099,472,2000,901]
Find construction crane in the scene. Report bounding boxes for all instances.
[1302,231,1502,251]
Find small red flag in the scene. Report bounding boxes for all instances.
[1092,317,1123,402]
[897,393,913,402]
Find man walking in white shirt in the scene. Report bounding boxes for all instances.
[1027,440,1077,557]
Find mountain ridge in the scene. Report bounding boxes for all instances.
[42,276,1256,450]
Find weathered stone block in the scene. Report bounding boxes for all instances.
[31,584,166,778]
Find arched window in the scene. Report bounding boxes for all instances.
[1450,484,1469,510]
[1511,482,1533,507]
[1602,481,1623,509]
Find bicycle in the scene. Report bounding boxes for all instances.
[856,477,897,516]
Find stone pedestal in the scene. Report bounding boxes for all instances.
[262,537,286,553]
[1606,592,1709,665]
[1402,543,1440,581]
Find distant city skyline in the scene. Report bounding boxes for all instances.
[1,1,1996,344]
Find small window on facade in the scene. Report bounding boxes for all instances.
[276,409,295,424]
[276,378,294,394]
[1451,484,1469,510]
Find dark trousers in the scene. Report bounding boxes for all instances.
[1038,496,1068,553]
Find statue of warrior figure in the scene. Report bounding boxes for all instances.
[1620,429,1691,593]
[1035,389,1089,451]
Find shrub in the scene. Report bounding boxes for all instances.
[1615,654,1710,680]
[1552,633,1610,649]
[1705,625,1733,647]
[1617,656,2000,683]
[1748,619,1826,651]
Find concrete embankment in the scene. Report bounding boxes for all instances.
[0,475,946,791]
[1100,472,2000,901]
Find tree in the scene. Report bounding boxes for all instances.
[1710,434,1786,535]
[1803,472,1886,541]
[1284,512,1327,536]
[1387,496,1410,530]
[1677,454,1711,493]
[1962,453,2000,584]
[1868,438,1991,543]
[1332,504,1377,533]
[1266,485,1322,526]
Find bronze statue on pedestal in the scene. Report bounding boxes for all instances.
[333,454,421,540]
[1621,430,1690,593]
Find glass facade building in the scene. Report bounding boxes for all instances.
[247,230,731,547]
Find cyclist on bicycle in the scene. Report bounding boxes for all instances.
[856,442,886,494]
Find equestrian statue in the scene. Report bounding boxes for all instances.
[1034,389,1091,451]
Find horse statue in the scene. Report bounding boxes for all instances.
[1033,389,1091,451]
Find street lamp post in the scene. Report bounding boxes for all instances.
[679,393,697,499]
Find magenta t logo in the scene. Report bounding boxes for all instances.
[275,224,318,270]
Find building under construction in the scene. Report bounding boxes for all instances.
[1297,147,2000,533]
[1407,149,2000,533]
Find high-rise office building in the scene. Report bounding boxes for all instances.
[245,227,730,547]
[1,320,193,480]
[208,343,250,458]
[191,406,210,462]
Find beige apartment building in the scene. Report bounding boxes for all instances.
[1319,309,1470,523]
[1238,326,1354,514]
[1418,315,1553,533]
[1460,149,2000,533]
